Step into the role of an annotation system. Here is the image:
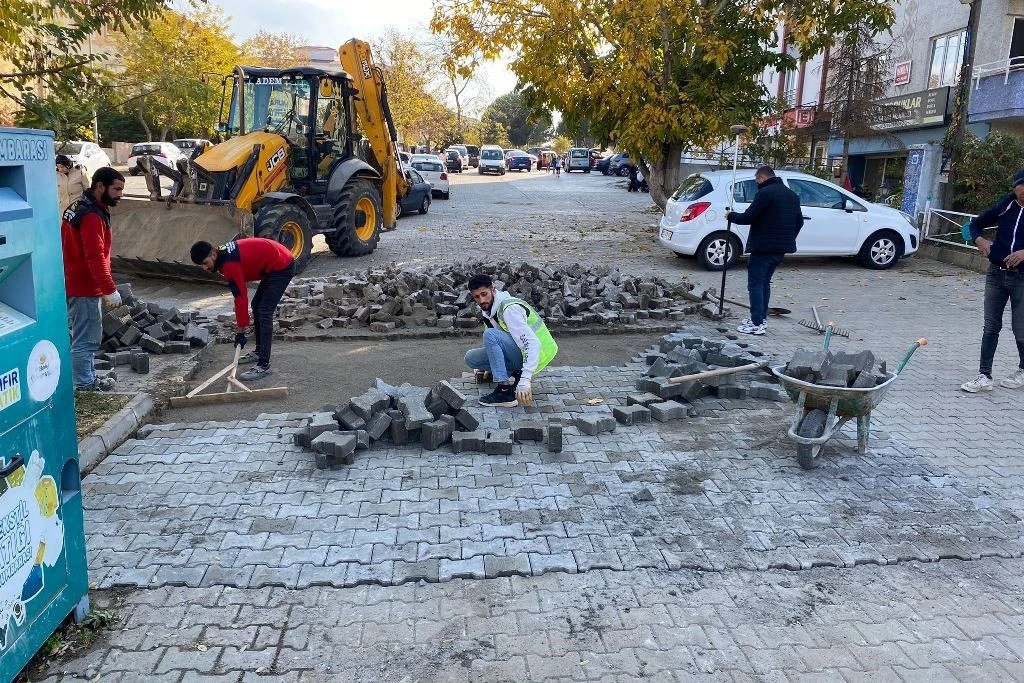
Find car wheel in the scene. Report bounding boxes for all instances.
[478,168,483,175]
[859,230,903,269]
[617,166,630,177]
[584,168,591,173]
[696,232,742,271]
[500,169,505,175]
[443,191,450,199]
[601,168,610,176]
[395,201,403,218]
[419,196,430,215]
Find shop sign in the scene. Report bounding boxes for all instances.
[872,87,949,131]
[894,61,912,86]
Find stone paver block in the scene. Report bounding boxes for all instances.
[483,554,531,578]
[365,411,392,440]
[547,423,563,452]
[439,556,485,581]
[422,419,453,451]
[574,414,616,435]
[387,410,409,444]
[528,552,578,575]
[453,408,480,431]
[612,404,651,425]
[349,388,390,420]
[335,405,367,431]
[512,420,545,442]
[484,430,513,455]
[452,430,486,453]
[649,400,686,422]
[626,392,662,406]
[432,380,467,410]
[399,391,433,429]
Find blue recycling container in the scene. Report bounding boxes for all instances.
[0,127,89,682]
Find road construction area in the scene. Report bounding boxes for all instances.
[36,169,1024,681]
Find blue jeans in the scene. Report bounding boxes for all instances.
[251,262,295,367]
[747,253,785,326]
[464,327,523,382]
[67,296,102,390]
[979,265,1024,376]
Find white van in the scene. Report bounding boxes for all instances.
[566,147,591,173]
[478,145,506,175]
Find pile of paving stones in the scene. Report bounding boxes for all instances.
[218,261,722,335]
[94,283,212,377]
[783,347,889,388]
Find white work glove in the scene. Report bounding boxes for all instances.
[103,291,122,309]
[515,377,533,405]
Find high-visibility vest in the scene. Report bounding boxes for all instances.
[491,296,558,374]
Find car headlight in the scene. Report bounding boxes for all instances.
[898,210,915,228]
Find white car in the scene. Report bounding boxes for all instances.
[54,141,110,179]
[172,138,211,156]
[407,159,450,199]
[128,142,186,175]
[410,154,442,164]
[478,146,505,175]
[658,169,919,270]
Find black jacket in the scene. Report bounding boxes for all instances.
[968,193,1024,267]
[728,176,803,254]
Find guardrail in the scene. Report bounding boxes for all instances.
[972,56,1024,88]
[922,206,977,241]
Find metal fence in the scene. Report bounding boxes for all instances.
[921,206,977,241]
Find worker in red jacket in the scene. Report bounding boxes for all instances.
[61,166,125,391]
[190,237,295,380]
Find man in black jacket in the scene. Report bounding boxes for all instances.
[960,169,1024,393]
[725,166,803,335]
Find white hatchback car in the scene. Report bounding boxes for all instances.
[658,169,919,270]
[408,158,450,199]
[55,141,111,179]
[128,142,186,175]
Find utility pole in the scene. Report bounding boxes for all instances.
[943,0,983,207]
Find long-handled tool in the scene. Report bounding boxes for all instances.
[717,123,749,317]
[798,306,850,337]
[668,361,771,385]
[170,346,288,407]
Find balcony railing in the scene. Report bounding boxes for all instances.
[972,56,1024,88]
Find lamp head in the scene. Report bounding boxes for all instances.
[730,124,749,136]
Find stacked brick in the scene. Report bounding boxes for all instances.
[94,283,211,379]
[221,260,720,335]
[629,328,788,423]
[783,348,888,388]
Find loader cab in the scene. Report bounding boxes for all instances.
[224,65,355,193]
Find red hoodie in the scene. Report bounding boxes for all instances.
[61,193,116,297]
[214,238,294,328]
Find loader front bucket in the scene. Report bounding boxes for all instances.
[110,198,254,284]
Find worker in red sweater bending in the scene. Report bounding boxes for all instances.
[189,237,295,381]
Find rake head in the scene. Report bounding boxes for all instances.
[798,318,851,337]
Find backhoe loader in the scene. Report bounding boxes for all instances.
[111,39,407,282]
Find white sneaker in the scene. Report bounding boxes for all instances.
[1000,368,1024,389]
[737,320,766,335]
[961,373,994,393]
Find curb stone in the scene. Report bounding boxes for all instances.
[78,392,155,475]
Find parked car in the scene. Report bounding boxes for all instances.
[54,141,110,179]
[465,144,479,168]
[172,138,211,157]
[590,148,603,168]
[397,167,432,217]
[610,152,632,176]
[505,149,532,172]
[410,153,442,164]
[444,149,464,173]
[658,169,920,271]
[449,144,470,170]
[478,145,506,175]
[594,152,622,175]
[409,159,450,199]
[566,147,592,173]
[127,142,186,175]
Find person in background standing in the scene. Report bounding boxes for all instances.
[56,154,88,214]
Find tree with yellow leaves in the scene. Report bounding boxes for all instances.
[432,0,894,208]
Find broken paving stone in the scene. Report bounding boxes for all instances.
[632,487,655,503]
[612,404,651,426]
[512,420,545,442]
[574,414,616,436]
[452,430,486,453]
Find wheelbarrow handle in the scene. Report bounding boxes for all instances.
[895,338,928,375]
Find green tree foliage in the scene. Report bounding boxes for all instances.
[433,0,894,208]
[115,6,238,140]
[550,134,571,154]
[951,132,1024,213]
[239,30,305,68]
[15,90,97,141]
[481,91,551,147]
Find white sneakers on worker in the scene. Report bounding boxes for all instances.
[960,373,994,393]
[1000,368,1024,389]
[737,318,767,335]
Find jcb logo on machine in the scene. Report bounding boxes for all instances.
[266,148,286,172]
[360,59,372,79]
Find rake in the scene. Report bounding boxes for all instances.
[798,306,851,338]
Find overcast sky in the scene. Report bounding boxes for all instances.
[211,0,517,116]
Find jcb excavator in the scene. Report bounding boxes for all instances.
[111,39,408,281]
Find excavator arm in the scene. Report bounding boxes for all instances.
[339,39,407,230]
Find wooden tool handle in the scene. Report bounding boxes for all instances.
[667,362,766,384]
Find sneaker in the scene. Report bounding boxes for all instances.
[479,382,518,407]
[240,365,272,381]
[961,373,994,393]
[737,320,767,335]
[1000,368,1024,389]
[237,351,260,365]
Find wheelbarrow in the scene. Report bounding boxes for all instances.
[769,337,928,470]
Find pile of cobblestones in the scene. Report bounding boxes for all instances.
[95,283,212,377]
[784,347,888,388]
[217,261,720,335]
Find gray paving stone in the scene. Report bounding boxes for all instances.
[439,556,485,581]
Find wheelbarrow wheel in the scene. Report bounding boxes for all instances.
[796,409,827,470]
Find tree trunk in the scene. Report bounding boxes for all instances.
[137,98,151,141]
[841,133,851,186]
[645,143,684,211]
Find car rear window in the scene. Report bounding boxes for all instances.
[570,149,588,157]
[671,175,713,202]
[481,150,503,160]
[413,161,443,172]
[132,144,163,155]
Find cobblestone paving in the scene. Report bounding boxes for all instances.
[36,173,1024,681]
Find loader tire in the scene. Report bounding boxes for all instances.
[254,202,313,273]
[328,178,382,257]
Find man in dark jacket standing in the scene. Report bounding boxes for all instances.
[190,238,295,381]
[725,166,803,335]
[960,169,1024,393]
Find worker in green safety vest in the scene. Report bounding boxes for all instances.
[463,273,558,407]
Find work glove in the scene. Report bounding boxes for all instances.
[234,332,247,349]
[102,291,122,309]
[515,377,533,405]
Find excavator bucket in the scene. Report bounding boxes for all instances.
[109,198,254,284]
